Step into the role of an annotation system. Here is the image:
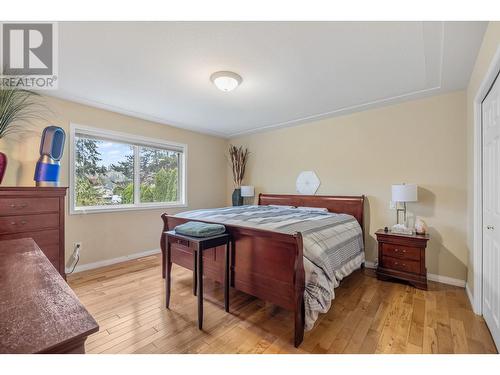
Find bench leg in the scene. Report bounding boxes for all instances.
[193,249,197,296]
[224,241,230,312]
[161,249,166,279]
[197,246,203,330]
[165,241,172,309]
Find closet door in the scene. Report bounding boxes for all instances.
[482,72,500,350]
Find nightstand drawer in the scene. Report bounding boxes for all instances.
[381,243,420,261]
[383,256,420,274]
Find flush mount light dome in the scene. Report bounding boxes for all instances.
[210,71,242,92]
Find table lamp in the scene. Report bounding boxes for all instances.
[391,183,417,233]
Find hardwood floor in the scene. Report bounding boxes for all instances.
[68,254,497,354]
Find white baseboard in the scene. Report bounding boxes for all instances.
[427,273,465,288]
[364,260,377,269]
[67,248,161,274]
[466,282,481,315]
[364,260,466,288]
[68,252,467,289]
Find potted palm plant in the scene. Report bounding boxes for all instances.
[0,88,44,184]
[228,144,249,206]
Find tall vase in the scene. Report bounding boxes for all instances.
[232,188,243,206]
[0,152,7,185]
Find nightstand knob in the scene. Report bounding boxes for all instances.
[394,248,399,252]
[402,249,406,253]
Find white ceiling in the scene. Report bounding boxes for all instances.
[52,21,487,138]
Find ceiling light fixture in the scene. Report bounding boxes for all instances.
[210,71,242,92]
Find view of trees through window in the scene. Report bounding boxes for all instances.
[74,134,181,208]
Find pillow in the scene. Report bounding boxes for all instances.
[268,204,296,209]
[296,206,328,212]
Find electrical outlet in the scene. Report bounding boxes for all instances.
[74,242,82,251]
[389,201,396,210]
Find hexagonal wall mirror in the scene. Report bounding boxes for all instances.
[296,171,320,195]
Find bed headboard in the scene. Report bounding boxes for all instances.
[258,193,365,230]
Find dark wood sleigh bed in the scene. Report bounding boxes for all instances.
[160,194,365,347]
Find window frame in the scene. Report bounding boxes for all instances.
[69,123,188,215]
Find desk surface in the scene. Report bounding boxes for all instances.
[0,238,98,353]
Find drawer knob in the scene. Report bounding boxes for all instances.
[8,203,27,209]
[394,248,399,252]
[10,220,27,225]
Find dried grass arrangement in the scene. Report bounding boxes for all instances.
[228,144,249,188]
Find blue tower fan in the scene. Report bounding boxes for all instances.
[34,126,66,187]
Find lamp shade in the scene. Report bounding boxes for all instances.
[240,186,255,197]
[392,184,417,202]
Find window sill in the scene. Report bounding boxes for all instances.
[70,202,188,215]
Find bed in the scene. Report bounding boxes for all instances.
[160,194,365,347]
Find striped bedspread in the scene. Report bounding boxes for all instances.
[175,205,364,330]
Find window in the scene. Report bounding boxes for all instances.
[70,124,186,214]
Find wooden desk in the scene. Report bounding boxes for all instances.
[0,238,98,353]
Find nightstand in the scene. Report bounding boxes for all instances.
[375,229,430,290]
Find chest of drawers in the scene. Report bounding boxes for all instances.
[375,229,430,290]
[0,187,67,277]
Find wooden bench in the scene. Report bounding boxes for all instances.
[164,231,230,329]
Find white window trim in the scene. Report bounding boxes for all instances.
[69,123,188,215]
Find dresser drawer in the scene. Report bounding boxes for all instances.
[0,197,59,216]
[0,214,59,235]
[381,242,421,261]
[0,229,59,247]
[382,256,420,274]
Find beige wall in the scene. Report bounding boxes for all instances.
[0,96,227,266]
[466,22,500,296]
[1,29,489,282]
[228,91,468,281]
